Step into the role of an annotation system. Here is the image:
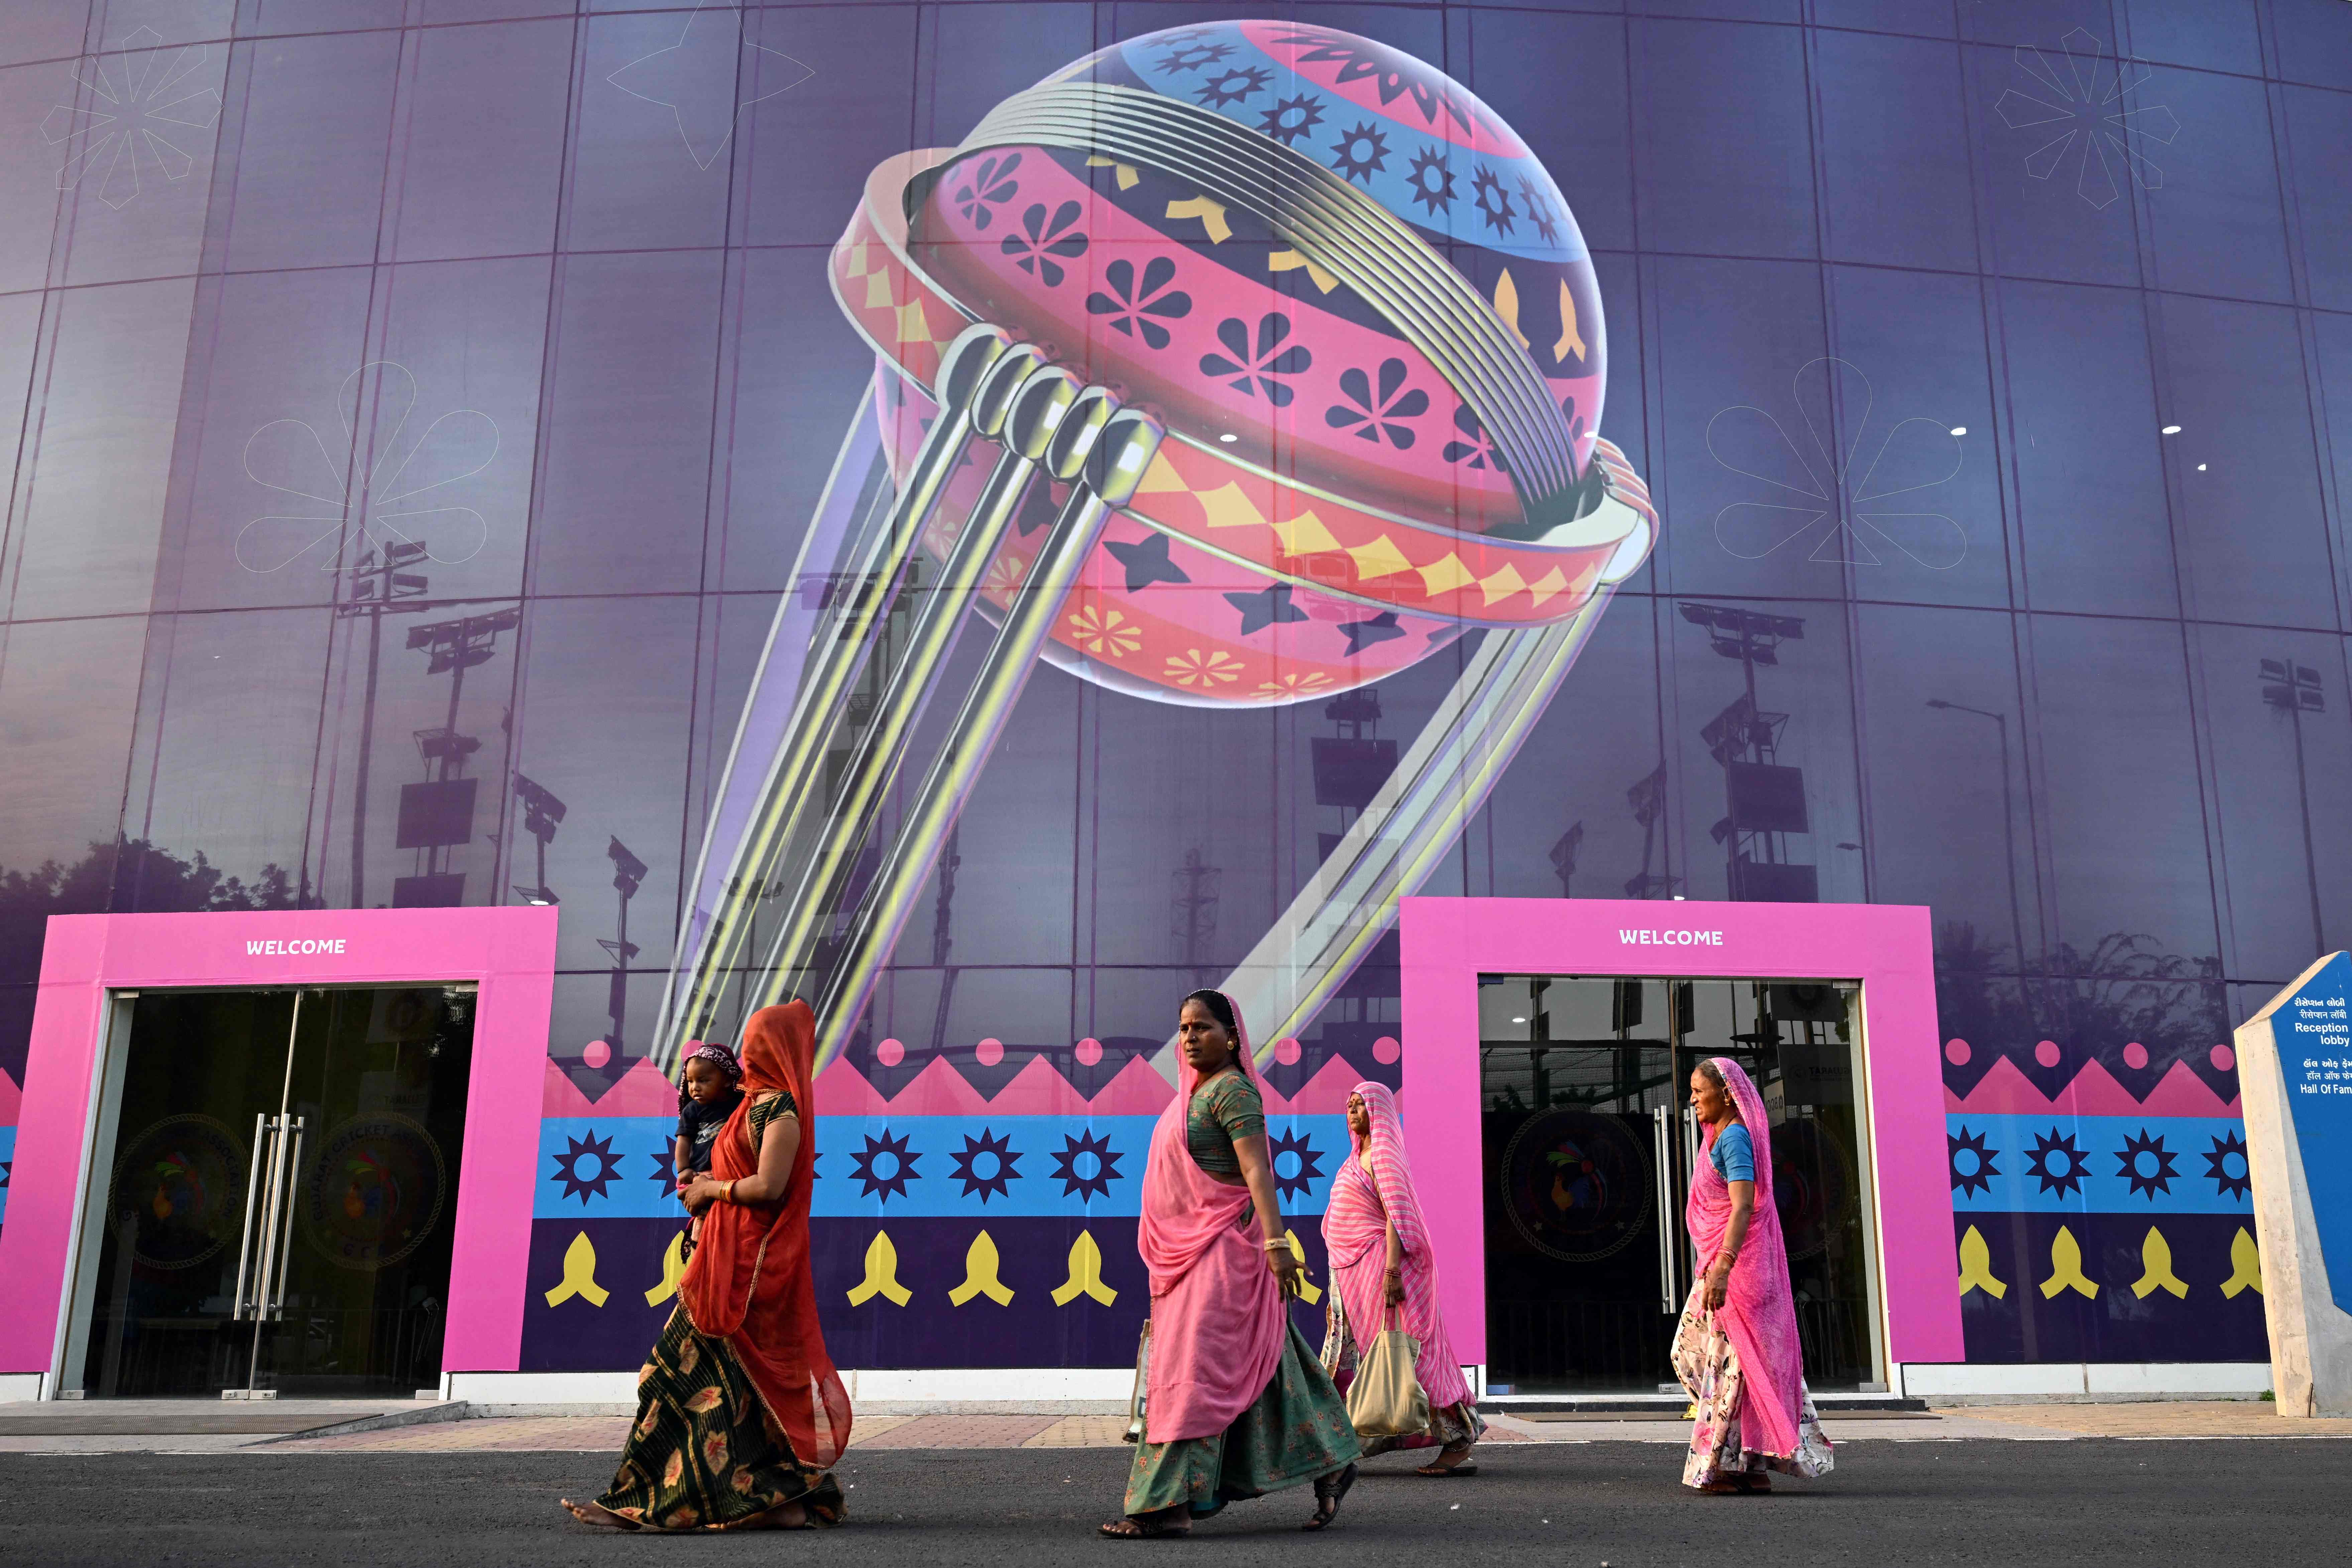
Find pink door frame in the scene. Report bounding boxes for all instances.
[1397,896,1964,1372]
[0,907,558,1388]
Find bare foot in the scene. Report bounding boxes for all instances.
[560,1499,638,1530]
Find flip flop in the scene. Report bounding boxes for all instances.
[1414,1461,1478,1477]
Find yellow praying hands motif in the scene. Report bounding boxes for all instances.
[2040,1225,2099,1300]
[2222,1228,2264,1298]
[1956,1224,2008,1299]
[1051,1230,1119,1306]
[1164,196,1231,244]
[847,1230,912,1307]
[1492,268,1530,350]
[948,1230,1016,1306]
[1283,1229,1322,1306]
[1555,279,1586,366]
[644,1231,687,1307]
[544,1231,609,1308]
[2131,1227,2189,1300]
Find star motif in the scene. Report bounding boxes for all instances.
[949,1128,1022,1203]
[2116,1128,2179,1200]
[1471,164,1516,236]
[1050,1130,1123,1202]
[849,1129,919,1202]
[1336,611,1405,655]
[1104,531,1192,592]
[606,1,814,171]
[2024,1127,2088,1199]
[2203,1129,2250,1201]
[1405,147,1456,217]
[1947,1125,1997,1198]
[1328,120,1391,184]
[648,1141,677,1193]
[1258,94,1325,147]
[1225,583,1310,636]
[1267,1128,1324,1203]
[552,1131,624,1205]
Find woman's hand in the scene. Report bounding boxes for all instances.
[681,1178,726,1216]
[1267,1239,1302,1294]
[1385,1267,1406,1306]
[1703,1256,1731,1311]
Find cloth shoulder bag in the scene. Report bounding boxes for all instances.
[1344,1304,1429,1438]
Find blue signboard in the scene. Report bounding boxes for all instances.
[2272,952,2352,1312]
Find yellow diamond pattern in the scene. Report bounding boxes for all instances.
[1527,566,1570,607]
[864,269,895,309]
[1194,481,1267,531]
[1270,509,1341,556]
[1346,533,1412,582]
[1417,554,1476,597]
[1477,562,1528,607]
[892,297,934,350]
[1137,452,1189,495]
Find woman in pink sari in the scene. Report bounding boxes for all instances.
[1100,989,1362,1539]
[1672,1056,1834,1492]
[1319,1081,1484,1474]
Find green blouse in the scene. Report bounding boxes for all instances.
[739,1089,799,1160]
[1186,1067,1265,1176]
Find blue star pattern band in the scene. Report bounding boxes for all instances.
[1944,1113,2252,1216]
[533,1113,1346,1220]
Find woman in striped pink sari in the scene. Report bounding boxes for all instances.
[1319,1081,1484,1475]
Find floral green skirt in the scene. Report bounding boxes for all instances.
[1125,1323,1363,1519]
[592,1306,847,1532]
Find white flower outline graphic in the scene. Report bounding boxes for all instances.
[1706,358,1965,570]
[607,0,815,171]
[1995,28,2180,212]
[238,361,498,574]
[40,26,222,211]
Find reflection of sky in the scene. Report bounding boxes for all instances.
[0,6,2348,1090]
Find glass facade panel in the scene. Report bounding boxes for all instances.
[0,1,2344,1378]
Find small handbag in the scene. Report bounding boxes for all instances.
[1344,1302,1430,1438]
[1123,1319,1152,1443]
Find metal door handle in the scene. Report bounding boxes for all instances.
[231,1113,270,1320]
[1653,1106,1677,1314]
[266,1117,305,1318]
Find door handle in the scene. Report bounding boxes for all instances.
[265,1117,306,1319]
[232,1114,272,1322]
[1653,1106,1677,1315]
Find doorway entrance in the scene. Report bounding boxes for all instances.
[63,986,475,1399]
[1477,973,1880,1394]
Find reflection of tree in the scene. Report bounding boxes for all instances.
[1936,920,2225,1079]
[1,837,311,987]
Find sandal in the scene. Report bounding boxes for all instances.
[1100,1509,1190,1539]
[1415,1444,1477,1477]
[1302,1462,1358,1530]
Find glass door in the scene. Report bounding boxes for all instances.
[1479,973,1880,1394]
[69,986,476,1399]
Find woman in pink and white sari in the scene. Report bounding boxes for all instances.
[1319,1081,1484,1474]
[1672,1056,1834,1492]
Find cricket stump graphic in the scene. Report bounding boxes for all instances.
[655,22,1659,1071]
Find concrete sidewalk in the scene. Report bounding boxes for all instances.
[5,1400,2347,1455]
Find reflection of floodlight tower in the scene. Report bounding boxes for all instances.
[510,771,566,906]
[601,836,649,1055]
[1311,691,1398,862]
[1925,699,2030,976]
[2259,656,2327,956]
[1550,821,1583,897]
[1678,603,1812,902]
[396,606,519,907]
[338,540,431,907]
[1171,848,1222,979]
[1623,762,1681,898]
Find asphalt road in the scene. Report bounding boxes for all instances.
[6,1440,2343,1566]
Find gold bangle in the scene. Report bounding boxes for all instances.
[725,1179,737,1204]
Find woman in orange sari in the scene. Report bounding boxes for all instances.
[562,1001,853,1531]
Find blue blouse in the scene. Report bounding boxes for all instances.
[1709,1122,1756,1184]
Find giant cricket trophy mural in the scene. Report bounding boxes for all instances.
[653,21,1659,1075]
